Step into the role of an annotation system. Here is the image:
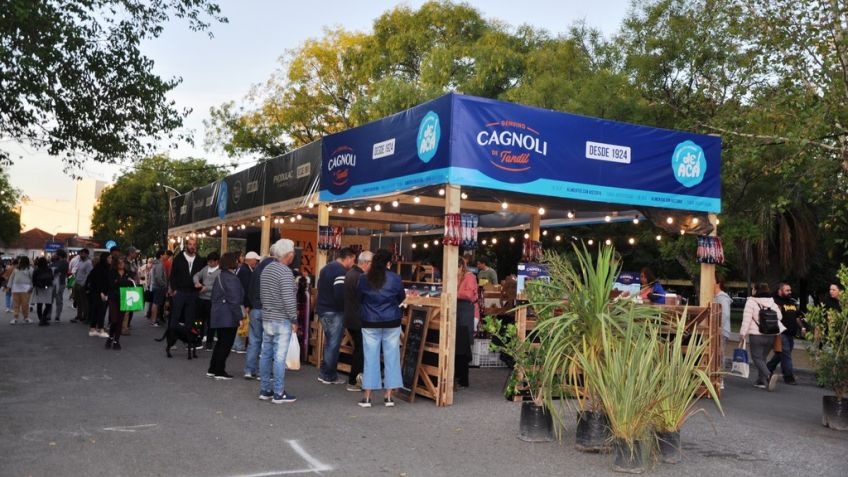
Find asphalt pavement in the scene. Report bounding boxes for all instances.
[1,303,846,477]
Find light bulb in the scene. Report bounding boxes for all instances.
[542,230,548,236]
[501,202,508,210]
[666,217,674,224]
[366,206,372,212]
[433,239,439,246]
[604,215,611,222]
[348,208,355,215]
[260,215,266,221]
[555,235,561,242]
[509,237,515,243]
[605,239,612,246]
[307,202,314,208]
[228,226,233,232]
[290,217,296,223]
[482,239,487,245]
[680,229,685,235]
[523,233,530,239]
[423,243,429,249]
[491,238,498,244]
[461,192,468,200]
[439,189,445,196]
[567,211,575,219]
[413,196,421,203]
[633,218,640,225]
[692,217,700,225]
[538,207,545,215]
[327,205,333,212]
[296,214,302,220]
[374,204,382,212]
[216,225,221,230]
[587,239,594,246]
[392,200,399,207]
[412,243,417,249]
[628,238,636,245]
[656,235,662,241]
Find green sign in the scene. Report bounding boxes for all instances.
[120,286,144,312]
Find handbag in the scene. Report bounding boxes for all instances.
[730,339,750,378]
[66,275,76,290]
[237,313,250,338]
[286,330,301,370]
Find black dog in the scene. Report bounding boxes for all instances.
[154,320,202,359]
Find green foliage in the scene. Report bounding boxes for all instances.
[805,266,848,398]
[90,156,225,253]
[0,168,22,245]
[0,0,226,168]
[483,316,547,406]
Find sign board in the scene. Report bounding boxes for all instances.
[104,240,117,250]
[264,141,321,205]
[516,262,550,294]
[44,241,63,253]
[397,305,433,403]
[614,271,642,298]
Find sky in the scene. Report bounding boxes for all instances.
[4,0,632,202]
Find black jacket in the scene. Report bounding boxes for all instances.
[248,257,275,310]
[86,263,111,297]
[107,270,135,301]
[343,265,364,330]
[169,252,205,293]
[773,293,801,335]
[236,262,253,308]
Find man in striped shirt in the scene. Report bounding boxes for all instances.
[258,239,298,404]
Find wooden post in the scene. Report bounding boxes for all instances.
[438,185,460,406]
[698,213,718,306]
[316,203,330,275]
[260,216,272,257]
[220,224,228,254]
[530,214,541,241]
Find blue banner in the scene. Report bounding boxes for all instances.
[320,94,721,212]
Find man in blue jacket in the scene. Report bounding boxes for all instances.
[316,248,355,384]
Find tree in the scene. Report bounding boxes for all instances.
[0,167,22,245]
[90,156,225,253]
[0,0,226,169]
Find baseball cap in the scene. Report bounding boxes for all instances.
[244,251,261,260]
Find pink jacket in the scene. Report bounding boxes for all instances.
[741,296,786,338]
[457,271,479,318]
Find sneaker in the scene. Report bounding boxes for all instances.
[4,308,10,313]
[754,383,766,389]
[259,390,274,401]
[105,338,113,349]
[24,318,32,324]
[244,373,258,380]
[272,392,296,404]
[384,397,395,407]
[356,373,363,387]
[346,384,361,392]
[97,330,109,338]
[785,377,798,385]
[70,319,79,323]
[88,329,98,337]
[318,376,345,385]
[54,317,60,322]
[10,319,17,325]
[233,349,246,354]
[768,373,780,392]
[357,398,372,408]
[112,341,121,350]
[38,321,49,327]
[206,372,215,378]
[214,373,234,380]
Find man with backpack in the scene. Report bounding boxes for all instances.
[767,283,804,386]
[740,283,786,391]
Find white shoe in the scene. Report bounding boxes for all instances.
[97,330,109,338]
[10,319,17,325]
[24,318,32,324]
[4,308,10,313]
[88,329,98,337]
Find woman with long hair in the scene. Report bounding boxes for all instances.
[356,249,406,408]
[105,257,134,349]
[207,252,244,379]
[455,257,477,388]
[87,252,111,338]
[8,256,33,324]
[31,257,55,326]
[639,267,666,304]
[740,282,786,390]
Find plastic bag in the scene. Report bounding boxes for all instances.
[286,330,301,370]
[236,314,249,338]
[730,340,749,378]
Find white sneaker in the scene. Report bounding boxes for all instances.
[88,329,98,337]
[4,308,10,313]
[10,319,17,325]
[97,330,109,338]
[24,318,32,324]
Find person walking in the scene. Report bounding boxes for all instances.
[148,250,168,326]
[231,251,260,354]
[86,252,111,338]
[192,251,220,351]
[343,251,372,392]
[123,247,141,333]
[740,282,786,390]
[168,238,205,330]
[105,257,134,350]
[713,276,733,389]
[356,249,406,408]
[8,257,33,324]
[31,257,55,326]
[51,250,69,322]
[2,258,14,313]
[206,252,244,380]
[244,253,274,380]
[455,258,478,389]
[258,239,298,404]
[316,248,356,385]
[72,249,93,324]
[767,283,803,386]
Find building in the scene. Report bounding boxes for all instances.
[0,228,102,260]
[18,179,108,237]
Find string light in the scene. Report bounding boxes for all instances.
[461,192,468,200]
[216,225,221,230]
[491,238,498,244]
[348,208,355,215]
[542,230,548,236]
[412,243,417,249]
[605,239,612,246]
[628,238,636,245]
[555,235,561,242]
[501,202,509,210]
[433,239,439,246]
[716,218,721,225]
[481,239,487,245]
[666,217,674,224]
[656,235,662,241]
[538,207,545,215]
[604,215,612,222]
[633,218,640,225]
[296,214,302,220]
[523,233,530,239]
[413,196,421,203]
[587,239,594,245]
[240,224,246,230]
[423,243,429,249]
[366,206,372,212]
[260,215,266,221]
[290,217,296,223]
[307,202,314,208]
[392,200,399,207]
[327,205,333,212]
[680,229,685,235]
[509,237,516,243]
[567,211,575,219]
[374,204,382,212]
[228,226,233,232]
[438,188,445,196]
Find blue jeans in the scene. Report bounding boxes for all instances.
[5,289,11,309]
[259,319,292,395]
[362,327,403,390]
[319,311,345,381]
[243,309,264,375]
[767,334,795,378]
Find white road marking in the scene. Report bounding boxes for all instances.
[102,424,158,433]
[227,440,333,477]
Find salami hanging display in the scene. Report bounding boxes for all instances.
[443,213,478,248]
[318,226,344,250]
[696,235,725,264]
[523,240,543,263]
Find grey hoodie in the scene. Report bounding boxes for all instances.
[193,265,221,301]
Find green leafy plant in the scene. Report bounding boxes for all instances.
[653,312,723,433]
[483,316,547,407]
[806,265,848,399]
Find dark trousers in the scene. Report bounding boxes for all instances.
[767,334,795,379]
[197,299,213,347]
[170,290,198,330]
[36,303,52,324]
[347,328,364,384]
[208,327,237,375]
[74,284,89,321]
[88,293,107,330]
[107,299,124,342]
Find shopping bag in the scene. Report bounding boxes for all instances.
[119,286,145,312]
[66,275,76,290]
[730,340,750,378]
[286,331,301,370]
[236,313,249,338]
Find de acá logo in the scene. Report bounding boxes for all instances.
[217,181,228,219]
[417,111,440,163]
[671,140,706,188]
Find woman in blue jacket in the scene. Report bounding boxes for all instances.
[357,249,406,408]
[207,252,244,380]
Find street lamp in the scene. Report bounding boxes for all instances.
[157,183,182,251]
[156,182,182,195]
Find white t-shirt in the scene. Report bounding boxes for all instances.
[186,254,196,272]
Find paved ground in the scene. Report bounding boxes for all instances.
[1,304,846,477]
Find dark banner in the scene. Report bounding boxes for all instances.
[172,190,192,227]
[220,162,266,217]
[264,140,321,205]
[190,182,220,223]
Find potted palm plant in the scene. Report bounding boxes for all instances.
[652,314,723,463]
[805,266,848,431]
[529,244,658,451]
[574,314,664,474]
[484,315,554,442]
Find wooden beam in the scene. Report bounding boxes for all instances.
[220,223,228,253]
[316,203,330,276]
[530,214,541,241]
[438,185,460,407]
[260,216,272,257]
[698,213,718,307]
[329,210,442,226]
[391,193,543,215]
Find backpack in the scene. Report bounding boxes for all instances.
[33,267,53,288]
[755,303,781,335]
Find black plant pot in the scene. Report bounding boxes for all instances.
[518,402,554,442]
[822,396,848,431]
[575,410,610,452]
[611,438,648,474]
[655,430,681,463]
